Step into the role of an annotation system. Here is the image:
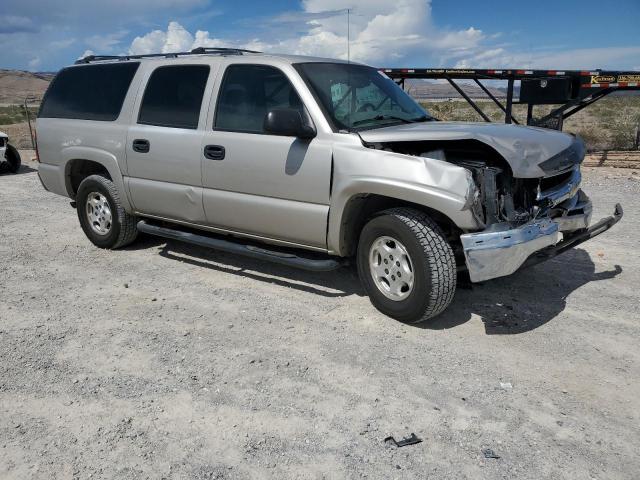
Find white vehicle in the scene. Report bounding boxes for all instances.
[0,132,21,173]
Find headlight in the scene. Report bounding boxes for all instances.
[539,136,585,174]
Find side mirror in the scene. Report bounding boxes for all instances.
[264,108,316,139]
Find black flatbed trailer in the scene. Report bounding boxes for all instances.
[382,67,640,130]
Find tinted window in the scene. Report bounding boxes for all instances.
[39,62,139,121]
[215,65,305,133]
[138,65,210,129]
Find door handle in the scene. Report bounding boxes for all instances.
[132,139,150,153]
[204,144,225,161]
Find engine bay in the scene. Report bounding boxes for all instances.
[364,139,546,227]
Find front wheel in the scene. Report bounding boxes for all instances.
[357,208,457,323]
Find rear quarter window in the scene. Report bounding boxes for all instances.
[39,62,140,121]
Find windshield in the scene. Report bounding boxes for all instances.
[295,62,433,132]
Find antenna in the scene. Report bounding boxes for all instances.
[347,8,351,63]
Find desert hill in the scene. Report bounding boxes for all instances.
[0,70,54,104]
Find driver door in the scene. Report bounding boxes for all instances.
[200,63,332,249]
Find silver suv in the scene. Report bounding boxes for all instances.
[36,48,622,322]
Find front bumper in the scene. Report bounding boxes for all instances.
[461,194,623,283]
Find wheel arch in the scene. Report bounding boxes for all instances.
[66,159,112,197]
[60,147,132,211]
[332,192,464,257]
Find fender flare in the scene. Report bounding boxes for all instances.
[60,146,133,212]
[327,177,480,255]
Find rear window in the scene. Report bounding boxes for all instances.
[39,62,140,121]
[138,65,210,129]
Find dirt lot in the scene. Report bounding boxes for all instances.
[1,154,639,479]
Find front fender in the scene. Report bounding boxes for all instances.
[61,146,133,212]
[327,144,481,255]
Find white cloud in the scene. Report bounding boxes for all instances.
[1,0,207,20]
[125,0,487,65]
[122,1,640,71]
[0,15,37,33]
[27,56,41,69]
[129,21,273,56]
[192,30,226,49]
[455,46,640,70]
[78,49,95,60]
[86,30,128,52]
[280,0,486,63]
[50,38,77,50]
[0,0,212,71]
[129,21,194,55]
[163,22,194,52]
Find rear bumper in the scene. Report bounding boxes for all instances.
[461,195,623,283]
[37,163,67,196]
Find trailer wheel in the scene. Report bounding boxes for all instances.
[76,175,138,249]
[357,208,457,323]
[5,144,21,173]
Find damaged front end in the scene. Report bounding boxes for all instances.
[365,136,623,283]
[456,138,623,282]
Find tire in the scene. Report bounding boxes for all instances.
[5,144,21,173]
[357,208,457,323]
[76,175,138,249]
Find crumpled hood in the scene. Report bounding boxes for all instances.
[358,121,577,178]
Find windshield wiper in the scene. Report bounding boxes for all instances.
[352,114,432,127]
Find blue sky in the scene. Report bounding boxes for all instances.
[0,0,638,72]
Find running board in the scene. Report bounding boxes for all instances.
[136,220,346,272]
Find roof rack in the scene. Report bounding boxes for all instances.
[75,47,261,64]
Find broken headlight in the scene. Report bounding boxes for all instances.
[539,136,585,174]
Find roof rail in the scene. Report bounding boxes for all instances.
[75,47,261,64]
[190,47,261,54]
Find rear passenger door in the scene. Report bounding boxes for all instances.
[126,63,215,223]
[200,63,332,249]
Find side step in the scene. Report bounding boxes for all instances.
[136,220,346,272]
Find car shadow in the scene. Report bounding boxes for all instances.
[129,234,364,298]
[0,162,37,175]
[130,234,621,332]
[422,248,622,334]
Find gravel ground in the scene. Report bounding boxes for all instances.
[1,155,639,479]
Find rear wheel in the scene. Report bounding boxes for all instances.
[76,175,138,249]
[357,208,457,323]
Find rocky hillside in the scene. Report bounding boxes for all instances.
[0,70,54,104]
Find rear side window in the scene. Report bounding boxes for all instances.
[215,64,305,134]
[39,62,139,121]
[138,65,210,129]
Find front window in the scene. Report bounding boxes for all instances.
[215,64,307,134]
[295,62,433,131]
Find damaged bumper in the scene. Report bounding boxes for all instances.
[461,193,623,283]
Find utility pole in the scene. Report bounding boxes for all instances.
[23,97,36,150]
